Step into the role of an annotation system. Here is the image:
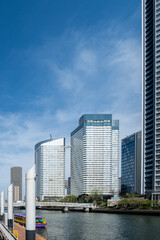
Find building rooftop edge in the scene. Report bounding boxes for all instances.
[121,130,142,142]
[35,137,65,150]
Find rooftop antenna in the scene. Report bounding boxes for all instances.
[50,134,53,140]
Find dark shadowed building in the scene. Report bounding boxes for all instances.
[121,131,141,195]
[10,167,22,201]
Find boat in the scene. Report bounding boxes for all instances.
[14,213,47,228]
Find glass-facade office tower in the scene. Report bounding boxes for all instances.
[10,167,22,201]
[35,138,65,200]
[142,0,160,193]
[71,114,119,196]
[121,131,141,195]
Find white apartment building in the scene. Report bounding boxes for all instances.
[35,137,65,200]
[71,114,119,196]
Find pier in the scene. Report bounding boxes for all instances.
[0,222,47,240]
[14,223,46,240]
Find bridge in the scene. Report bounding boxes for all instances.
[5,201,97,211]
[4,201,97,213]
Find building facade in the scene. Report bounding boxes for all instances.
[71,114,119,196]
[35,138,65,200]
[121,131,141,195]
[14,186,20,202]
[142,0,160,194]
[10,167,22,201]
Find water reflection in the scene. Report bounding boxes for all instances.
[36,210,160,240]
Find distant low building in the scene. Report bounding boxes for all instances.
[67,177,71,195]
[64,180,68,196]
[64,177,71,196]
[118,177,121,195]
[121,131,141,195]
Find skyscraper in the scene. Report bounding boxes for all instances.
[142,0,160,195]
[121,131,141,195]
[35,137,65,200]
[71,114,119,196]
[10,167,22,201]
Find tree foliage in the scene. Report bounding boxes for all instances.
[88,190,103,204]
[60,195,77,203]
[118,198,152,209]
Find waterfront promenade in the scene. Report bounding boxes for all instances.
[14,223,47,240]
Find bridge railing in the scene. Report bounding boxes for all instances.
[0,222,18,240]
[6,201,97,209]
[37,202,97,208]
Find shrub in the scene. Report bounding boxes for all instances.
[118,198,152,209]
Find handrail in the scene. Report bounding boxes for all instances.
[0,221,18,240]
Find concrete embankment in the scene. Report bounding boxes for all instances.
[91,208,160,216]
[40,207,89,212]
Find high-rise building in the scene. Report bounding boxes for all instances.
[35,137,65,200]
[121,131,141,195]
[10,167,22,201]
[142,0,160,195]
[71,114,119,196]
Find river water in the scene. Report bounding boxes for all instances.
[36,210,160,240]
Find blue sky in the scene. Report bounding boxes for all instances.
[0,0,141,196]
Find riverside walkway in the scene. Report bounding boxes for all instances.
[0,221,47,240]
[14,222,47,240]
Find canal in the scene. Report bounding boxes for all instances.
[36,210,160,240]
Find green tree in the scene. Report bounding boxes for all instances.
[88,190,103,204]
[118,198,152,209]
[60,195,77,203]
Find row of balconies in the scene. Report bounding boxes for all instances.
[145,11,153,26]
[157,13,160,23]
[145,0,153,12]
[145,51,153,63]
[145,73,153,83]
[156,1,160,8]
[145,113,153,121]
[156,96,160,103]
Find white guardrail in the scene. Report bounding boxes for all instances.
[0,222,18,240]
[37,202,97,208]
[4,201,97,209]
